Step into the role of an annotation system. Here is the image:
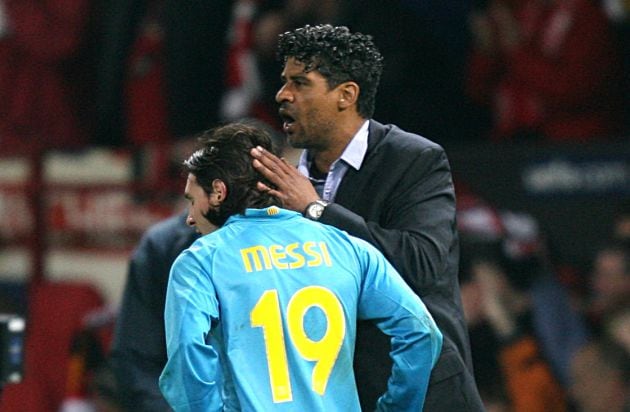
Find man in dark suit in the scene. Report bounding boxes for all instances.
[109,211,198,411]
[251,24,485,411]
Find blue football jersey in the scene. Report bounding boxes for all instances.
[159,207,442,412]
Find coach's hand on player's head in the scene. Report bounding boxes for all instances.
[251,146,319,213]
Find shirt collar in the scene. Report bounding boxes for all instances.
[298,120,370,174]
[340,120,369,170]
[225,206,300,225]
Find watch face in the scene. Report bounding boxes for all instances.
[309,203,324,219]
[305,200,328,220]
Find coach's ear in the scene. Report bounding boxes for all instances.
[337,81,359,110]
[211,179,227,205]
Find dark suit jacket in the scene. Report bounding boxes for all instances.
[319,120,477,410]
[109,211,198,411]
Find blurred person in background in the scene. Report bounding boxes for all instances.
[603,303,630,357]
[612,201,630,248]
[94,0,234,208]
[94,0,233,148]
[459,241,568,411]
[569,339,629,412]
[59,308,117,411]
[456,184,590,389]
[218,0,264,125]
[0,0,99,152]
[582,240,630,336]
[466,0,625,143]
[498,210,590,387]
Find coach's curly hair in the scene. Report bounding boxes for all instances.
[277,24,384,119]
[183,123,281,226]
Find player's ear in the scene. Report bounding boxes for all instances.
[212,179,228,204]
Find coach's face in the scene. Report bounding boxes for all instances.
[275,57,340,151]
[184,174,220,235]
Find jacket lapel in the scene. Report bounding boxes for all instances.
[335,120,387,207]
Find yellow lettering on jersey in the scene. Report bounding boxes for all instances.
[286,243,306,269]
[241,242,333,273]
[303,241,322,267]
[319,242,332,267]
[241,245,272,273]
[269,245,288,269]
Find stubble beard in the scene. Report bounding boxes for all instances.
[202,207,227,229]
[287,122,332,152]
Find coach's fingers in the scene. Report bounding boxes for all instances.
[251,146,294,175]
[256,181,285,202]
[256,181,273,193]
[253,158,282,184]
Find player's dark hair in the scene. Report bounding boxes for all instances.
[277,24,384,118]
[183,122,281,226]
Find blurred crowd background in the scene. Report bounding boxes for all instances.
[0,0,628,411]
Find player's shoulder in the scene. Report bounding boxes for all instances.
[173,230,222,266]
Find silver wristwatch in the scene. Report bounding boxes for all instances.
[304,200,330,221]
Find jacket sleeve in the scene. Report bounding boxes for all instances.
[355,239,443,411]
[321,144,457,296]
[159,251,224,412]
[109,229,176,412]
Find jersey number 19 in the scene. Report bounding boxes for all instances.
[250,286,346,403]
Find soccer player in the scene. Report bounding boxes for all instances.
[158,122,442,411]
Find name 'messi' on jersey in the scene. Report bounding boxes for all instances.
[240,241,333,273]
